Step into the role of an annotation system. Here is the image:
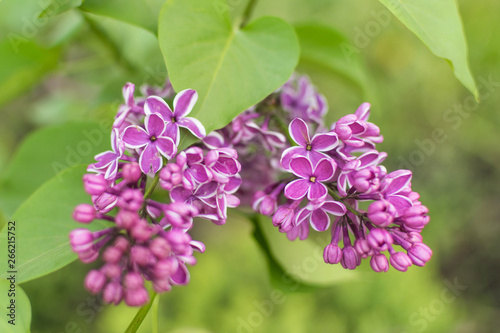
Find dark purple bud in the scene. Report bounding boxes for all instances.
[390,252,412,272]
[367,228,393,252]
[122,162,142,183]
[354,238,373,259]
[272,206,295,232]
[370,254,389,272]
[115,210,139,230]
[102,263,122,279]
[83,174,108,196]
[367,200,395,227]
[103,281,123,305]
[124,286,149,307]
[131,245,152,266]
[84,270,106,294]
[103,246,122,264]
[93,193,117,214]
[124,272,144,290]
[341,246,360,270]
[72,204,96,224]
[149,237,171,259]
[323,244,342,264]
[407,243,432,266]
[153,258,179,278]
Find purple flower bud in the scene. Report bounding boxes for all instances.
[84,269,107,294]
[407,243,432,266]
[115,210,139,230]
[405,232,423,244]
[403,205,429,230]
[122,162,142,183]
[102,263,122,279]
[78,248,99,263]
[131,245,153,266]
[103,246,122,264]
[113,237,129,252]
[153,258,179,278]
[390,252,412,272]
[92,193,117,214]
[83,174,108,196]
[367,228,393,252]
[367,200,395,227]
[118,189,143,211]
[341,246,360,270]
[124,272,144,290]
[69,229,94,253]
[73,204,96,224]
[272,206,295,232]
[103,281,123,305]
[149,237,171,259]
[131,220,154,241]
[354,239,373,259]
[124,286,149,306]
[153,278,172,293]
[352,167,380,194]
[370,254,389,272]
[323,244,342,264]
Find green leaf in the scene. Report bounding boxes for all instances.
[80,0,166,34]
[0,121,111,218]
[378,0,478,100]
[254,215,357,287]
[0,165,112,283]
[0,40,60,107]
[159,0,299,147]
[295,23,368,94]
[0,279,31,332]
[125,291,157,333]
[39,0,83,17]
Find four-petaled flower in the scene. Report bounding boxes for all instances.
[284,156,336,201]
[122,114,176,174]
[281,118,338,170]
[145,89,206,145]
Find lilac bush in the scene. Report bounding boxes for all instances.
[71,75,431,307]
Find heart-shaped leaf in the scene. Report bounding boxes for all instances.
[159,0,299,147]
[378,0,478,100]
[0,165,112,283]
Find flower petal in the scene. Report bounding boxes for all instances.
[289,156,313,178]
[289,118,310,146]
[173,89,198,117]
[122,125,149,148]
[139,144,162,174]
[284,179,310,200]
[155,137,176,159]
[310,132,339,151]
[145,114,166,137]
[308,182,327,201]
[170,261,190,285]
[310,208,330,231]
[144,96,173,119]
[321,201,346,216]
[383,170,412,195]
[177,117,206,139]
[388,195,413,216]
[280,146,305,170]
[314,158,335,181]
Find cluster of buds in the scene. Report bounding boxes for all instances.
[71,74,432,306]
[71,81,241,306]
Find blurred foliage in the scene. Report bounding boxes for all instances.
[0,0,499,332]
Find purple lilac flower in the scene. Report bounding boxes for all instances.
[284,156,335,201]
[122,114,176,174]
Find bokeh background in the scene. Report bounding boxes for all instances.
[1,0,499,332]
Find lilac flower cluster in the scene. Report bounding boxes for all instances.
[206,75,432,273]
[71,82,241,306]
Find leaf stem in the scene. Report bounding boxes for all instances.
[125,291,158,333]
[140,172,160,218]
[328,188,366,220]
[241,0,259,27]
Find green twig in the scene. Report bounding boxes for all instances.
[328,188,366,220]
[241,0,259,27]
[125,291,158,333]
[140,172,160,218]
